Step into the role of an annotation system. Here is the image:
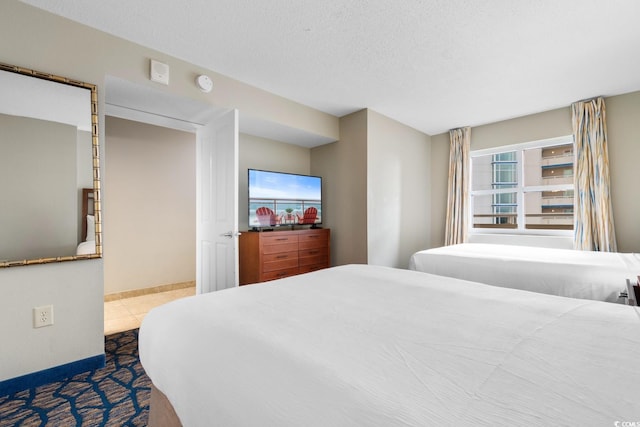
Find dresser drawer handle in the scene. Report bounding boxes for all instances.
[275,238,288,241]
[308,250,319,255]
[276,255,288,259]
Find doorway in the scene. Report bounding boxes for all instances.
[104,116,197,296]
[103,76,239,300]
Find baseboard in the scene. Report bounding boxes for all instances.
[104,281,195,302]
[0,353,105,397]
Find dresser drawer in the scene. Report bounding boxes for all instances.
[299,247,327,259]
[263,268,298,281]
[263,257,298,273]
[299,234,328,250]
[299,245,328,268]
[263,251,298,263]
[262,242,298,254]
[262,234,299,245]
[299,254,328,268]
[299,264,327,274]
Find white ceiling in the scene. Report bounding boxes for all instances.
[20,0,640,137]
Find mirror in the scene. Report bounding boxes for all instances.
[0,62,101,267]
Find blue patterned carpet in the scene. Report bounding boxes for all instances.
[0,329,149,426]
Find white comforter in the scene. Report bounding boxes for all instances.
[409,243,640,303]
[139,264,640,427]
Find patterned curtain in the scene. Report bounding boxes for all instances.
[572,97,617,251]
[444,127,470,246]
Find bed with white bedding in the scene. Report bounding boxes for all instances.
[139,264,640,426]
[75,239,95,255]
[409,243,640,303]
[75,188,96,255]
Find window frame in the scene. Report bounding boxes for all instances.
[469,135,575,237]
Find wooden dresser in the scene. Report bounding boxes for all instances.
[239,228,330,285]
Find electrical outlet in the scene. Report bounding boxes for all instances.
[33,305,54,328]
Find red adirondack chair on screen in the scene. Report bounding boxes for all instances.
[297,207,318,225]
[256,207,277,226]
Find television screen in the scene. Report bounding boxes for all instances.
[248,169,322,228]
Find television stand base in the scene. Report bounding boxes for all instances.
[250,227,274,232]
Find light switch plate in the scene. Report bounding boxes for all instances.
[150,59,169,85]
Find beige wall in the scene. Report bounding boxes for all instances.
[429,133,450,248]
[312,109,431,268]
[104,117,196,295]
[471,108,572,150]
[312,110,369,266]
[105,127,310,294]
[239,133,311,231]
[367,110,431,268]
[606,92,640,253]
[0,0,337,382]
[0,261,103,382]
[430,91,640,253]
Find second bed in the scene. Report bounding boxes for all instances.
[409,243,639,303]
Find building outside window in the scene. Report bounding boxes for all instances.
[470,135,574,234]
[491,152,517,226]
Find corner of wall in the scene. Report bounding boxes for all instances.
[429,132,450,248]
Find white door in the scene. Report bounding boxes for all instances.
[196,109,239,294]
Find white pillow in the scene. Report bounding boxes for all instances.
[86,215,95,241]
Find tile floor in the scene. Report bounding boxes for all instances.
[104,287,195,335]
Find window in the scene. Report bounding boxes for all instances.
[470,136,574,234]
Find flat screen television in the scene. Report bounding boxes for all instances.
[248,169,322,229]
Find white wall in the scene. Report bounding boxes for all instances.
[367,110,431,268]
[104,117,196,295]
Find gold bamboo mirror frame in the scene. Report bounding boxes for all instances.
[0,62,101,267]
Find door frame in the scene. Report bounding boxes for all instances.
[104,77,239,294]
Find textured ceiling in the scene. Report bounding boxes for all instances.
[20,0,640,136]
